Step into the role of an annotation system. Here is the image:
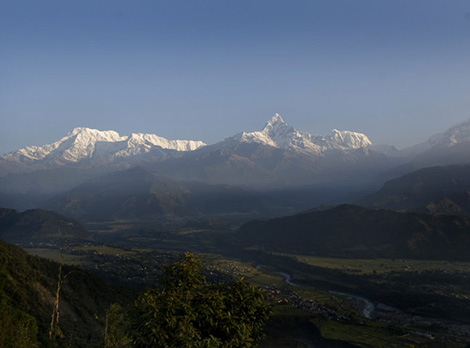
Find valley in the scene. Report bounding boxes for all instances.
[4,1,470,346]
[3,116,470,347]
[22,217,470,347]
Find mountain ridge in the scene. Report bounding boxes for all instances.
[0,114,382,189]
[226,114,372,154]
[4,114,470,192]
[377,118,470,159]
[0,207,91,244]
[358,164,470,216]
[1,127,206,165]
[1,114,373,168]
[237,203,470,260]
[45,166,287,222]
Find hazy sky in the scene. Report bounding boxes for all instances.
[2,0,470,154]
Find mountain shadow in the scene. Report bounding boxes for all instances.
[359,164,470,216]
[46,166,283,222]
[0,208,90,244]
[237,204,470,260]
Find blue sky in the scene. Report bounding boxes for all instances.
[2,0,470,154]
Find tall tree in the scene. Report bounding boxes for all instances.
[128,253,271,348]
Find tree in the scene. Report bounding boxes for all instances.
[104,304,132,348]
[0,300,39,348]
[127,253,271,348]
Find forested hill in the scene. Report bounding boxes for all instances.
[0,208,90,244]
[237,204,470,260]
[359,164,470,216]
[0,238,134,347]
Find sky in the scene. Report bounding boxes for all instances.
[2,0,470,155]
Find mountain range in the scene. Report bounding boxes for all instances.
[1,114,371,167]
[0,126,206,176]
[3,114,470,213]
[223,113,372,153]
[4,114,470,172]
[0,114,386,195]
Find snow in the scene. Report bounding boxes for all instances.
[227,113,372,154]
[1,115,373,164]
[396,118,470,157]
[428,119,470,147]
[327,129,372,148]
[2,127,206,163]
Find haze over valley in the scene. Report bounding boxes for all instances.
[3,1,470,347]
[3,113,470,346]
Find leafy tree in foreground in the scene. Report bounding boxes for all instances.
[128,253,271,348]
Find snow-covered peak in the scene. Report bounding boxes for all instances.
[229,114,371,154]
[127,133,205,152]
[326,129,372,149]
[68,127,124,142]
[263,113,288,131]
[428,119,470,147]
[230,114,298,148]
[399,119,470,157]
[261,114,296,140]
[2,127,206,164]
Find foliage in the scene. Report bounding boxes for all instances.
[127,253,271,348]
[0,295,40,348]
[104,304,132,348]
[0,238,136,347]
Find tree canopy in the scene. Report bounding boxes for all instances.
[127,253,271,348]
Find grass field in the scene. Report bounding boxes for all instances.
[25,248,89,265]
[72,245,143,256]
[278,252,470,275]
[201,253,287,287]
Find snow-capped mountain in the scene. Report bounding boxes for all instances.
[0,114,372,170]
[139,114,382,188]
[2,127,206,164]
[0,114,379,188]
[381,118,470,159]
[226,114,371,154]
[0,113,398,198]
[427,119,470,148]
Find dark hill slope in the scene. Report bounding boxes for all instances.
[47,167,279,221]
[0,208,90,244]
[359,164,470,216]
[237,204,470,260]
[47,167,192,221]
[148,141,390,189]
[0,238,134,347]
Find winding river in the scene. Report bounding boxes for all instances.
[277,271,300,287]
[264,266,376,319]
[329,291,375,319]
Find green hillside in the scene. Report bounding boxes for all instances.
[0,238,134,347]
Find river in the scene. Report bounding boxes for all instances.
[278,271,300,287]
[329,291,375,319]
[264,265,376,319]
